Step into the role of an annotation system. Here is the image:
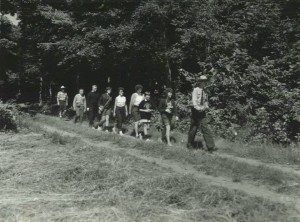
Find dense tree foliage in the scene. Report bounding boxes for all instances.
[1,0,299,143]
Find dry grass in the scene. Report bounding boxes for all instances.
[0,127,298,222]
[26,114,300,196]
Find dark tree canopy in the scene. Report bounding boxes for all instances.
[1,0,299,143]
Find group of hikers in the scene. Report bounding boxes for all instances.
[56,75,218,152]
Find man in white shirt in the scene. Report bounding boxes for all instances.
[73,89,86,123]
[57,86,68,118]
[187,75,217,152]
[129,84,144,138]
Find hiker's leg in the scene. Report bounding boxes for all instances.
[161,114,167,141]
[200,115,215,150]
[79,108,84,123]
[143,123,148,136]
[134,121,139,137]
[74,107,79,123]
[161,125,166,141]
[98,114,106,127]
[88,107,95,127]
[166,124,171,146]
[187,108,200,147]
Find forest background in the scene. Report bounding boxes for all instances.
[1,0,300,144]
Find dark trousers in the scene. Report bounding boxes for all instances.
[116,106,126,132]
[88,105,98,127]
[74,106,84,123]
[188,108,215,149]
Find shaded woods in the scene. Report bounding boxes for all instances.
[1,0,300,143]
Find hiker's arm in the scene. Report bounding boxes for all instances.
[125,104,128,116]
[129,94,135,114]
[72,95,76,110]
[84,97,87,111]
[113,99,117,116]
[56,93,59,105]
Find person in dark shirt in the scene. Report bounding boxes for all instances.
[139,91,153,139]
[158,88,179,146]
[86,85,100,128]
[97,87,113,131]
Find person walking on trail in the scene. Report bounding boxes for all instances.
[97,87,113,132]
[86,85,100,128]
[129,84,144,138]
[57,86,68,118]
[158,88,179,146]
[113,87,128,135]
[187,75,217,152]
[73,88,86,124]
[139,91,154,140]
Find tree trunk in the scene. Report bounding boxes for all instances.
[163,30,172,87]
[39,76,43,106]
[49,82,52,102]
[164,57,172,87]
[76,73,80,90]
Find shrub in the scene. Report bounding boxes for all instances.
[0,108,17,131]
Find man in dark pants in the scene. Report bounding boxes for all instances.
[98,86,113,131]
[86,85,99,128]
[187,75,217,152]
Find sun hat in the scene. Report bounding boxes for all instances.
[199,75,208,81]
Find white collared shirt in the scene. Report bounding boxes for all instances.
[192,87,208,110]
[115,95,126,107]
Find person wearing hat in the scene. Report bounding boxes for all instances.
[57,86,68,118]
[129,84,144,138]
[158,88,179,146]
[187,75,217,152]
[87,85,100,128]
[97,86,113,131]
[113,87,128,135]
[72,88,86,123]
[139,91,154,139]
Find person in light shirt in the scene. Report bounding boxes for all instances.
[113,87,128,135]
[72,88,86,123]
[98,87,113,132]
[138,91,153,139]
[57,86,68,118]
[187,75,217,152]
[129,84,144,138]
[158,88,179,146]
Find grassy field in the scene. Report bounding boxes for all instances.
[0,113,298,221]
[25,115,300,195]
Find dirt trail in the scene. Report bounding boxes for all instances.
[215,152,300,178]
[40,124,300,213]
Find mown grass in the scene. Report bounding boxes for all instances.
[149,127,300,167]
[22,114,300,196]
[217,139,300,166]
[0,126,298,221]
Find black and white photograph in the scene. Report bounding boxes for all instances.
[0,0,300,221]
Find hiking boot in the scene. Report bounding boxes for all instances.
[207,147,218,153]
[187,143,194,149]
